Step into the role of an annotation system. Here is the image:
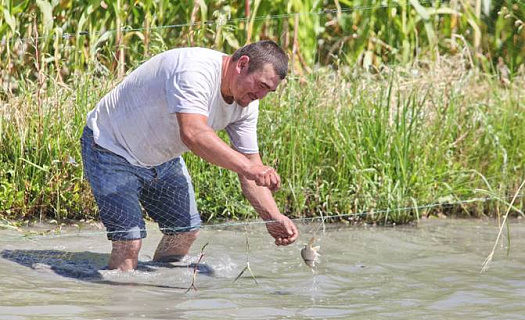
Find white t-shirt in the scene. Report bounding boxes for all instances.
[86,47,259,167]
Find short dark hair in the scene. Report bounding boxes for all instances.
[231,40,288,80]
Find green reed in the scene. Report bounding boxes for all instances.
[0,1,523,223]
[3,58,522,223]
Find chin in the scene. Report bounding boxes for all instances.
[235,98,250,107]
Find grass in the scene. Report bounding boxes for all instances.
[1,53,523,224]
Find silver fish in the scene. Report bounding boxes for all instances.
[300,237,320,268]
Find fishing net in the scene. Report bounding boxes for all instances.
[2,0,524,290]
[1,185,510,283]
[0,166,327,290]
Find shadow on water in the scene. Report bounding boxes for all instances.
[1,249,214,290]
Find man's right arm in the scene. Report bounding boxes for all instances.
[176,113,280,191]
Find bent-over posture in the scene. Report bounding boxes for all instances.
[81,40,299,271]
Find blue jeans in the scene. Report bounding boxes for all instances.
[80,126,201,241]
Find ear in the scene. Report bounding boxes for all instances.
[235,55,250,74]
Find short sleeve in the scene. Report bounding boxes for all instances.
[165,70,213,116]
[225,102,259,154]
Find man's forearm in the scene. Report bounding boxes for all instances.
[239,175,281,220]
[183,126,252,175]
[177,113,281,191]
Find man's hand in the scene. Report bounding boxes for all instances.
[238,153,298,245]
[244,164,281,192]
[265,214,299,246]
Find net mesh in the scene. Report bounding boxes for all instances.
[0,203,325,290]
[1,1,524,289]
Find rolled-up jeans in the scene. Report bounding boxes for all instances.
[80,126,201,241]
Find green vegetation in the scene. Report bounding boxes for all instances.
[2,59,524,224]
[1,0,524,224]
[1,0,523,84]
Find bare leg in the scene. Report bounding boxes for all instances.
[108,239,142,271]
[153,230,199,262]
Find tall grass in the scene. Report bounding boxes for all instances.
[259,60,525,223]
[0,72,108,221]
[1,0,524,223]
[2,54,523,223]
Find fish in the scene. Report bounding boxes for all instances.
[300,237,320,269]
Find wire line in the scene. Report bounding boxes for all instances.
[7,1,435,43]
[2,193,522,242]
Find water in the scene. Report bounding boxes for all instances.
[1,219,525,319]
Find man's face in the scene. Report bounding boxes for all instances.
[231,59,281,107]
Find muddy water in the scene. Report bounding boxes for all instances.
[1,219,525,319]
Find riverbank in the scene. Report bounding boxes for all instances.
[1,55,524,224]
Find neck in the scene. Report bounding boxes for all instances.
[221,56,234,104]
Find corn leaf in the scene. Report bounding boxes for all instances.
[2,9,16,33]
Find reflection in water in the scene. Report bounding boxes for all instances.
[1,219,525,319]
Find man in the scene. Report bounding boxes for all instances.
[81,40,299,271]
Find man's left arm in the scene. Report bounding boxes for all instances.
[238,153,299,246]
